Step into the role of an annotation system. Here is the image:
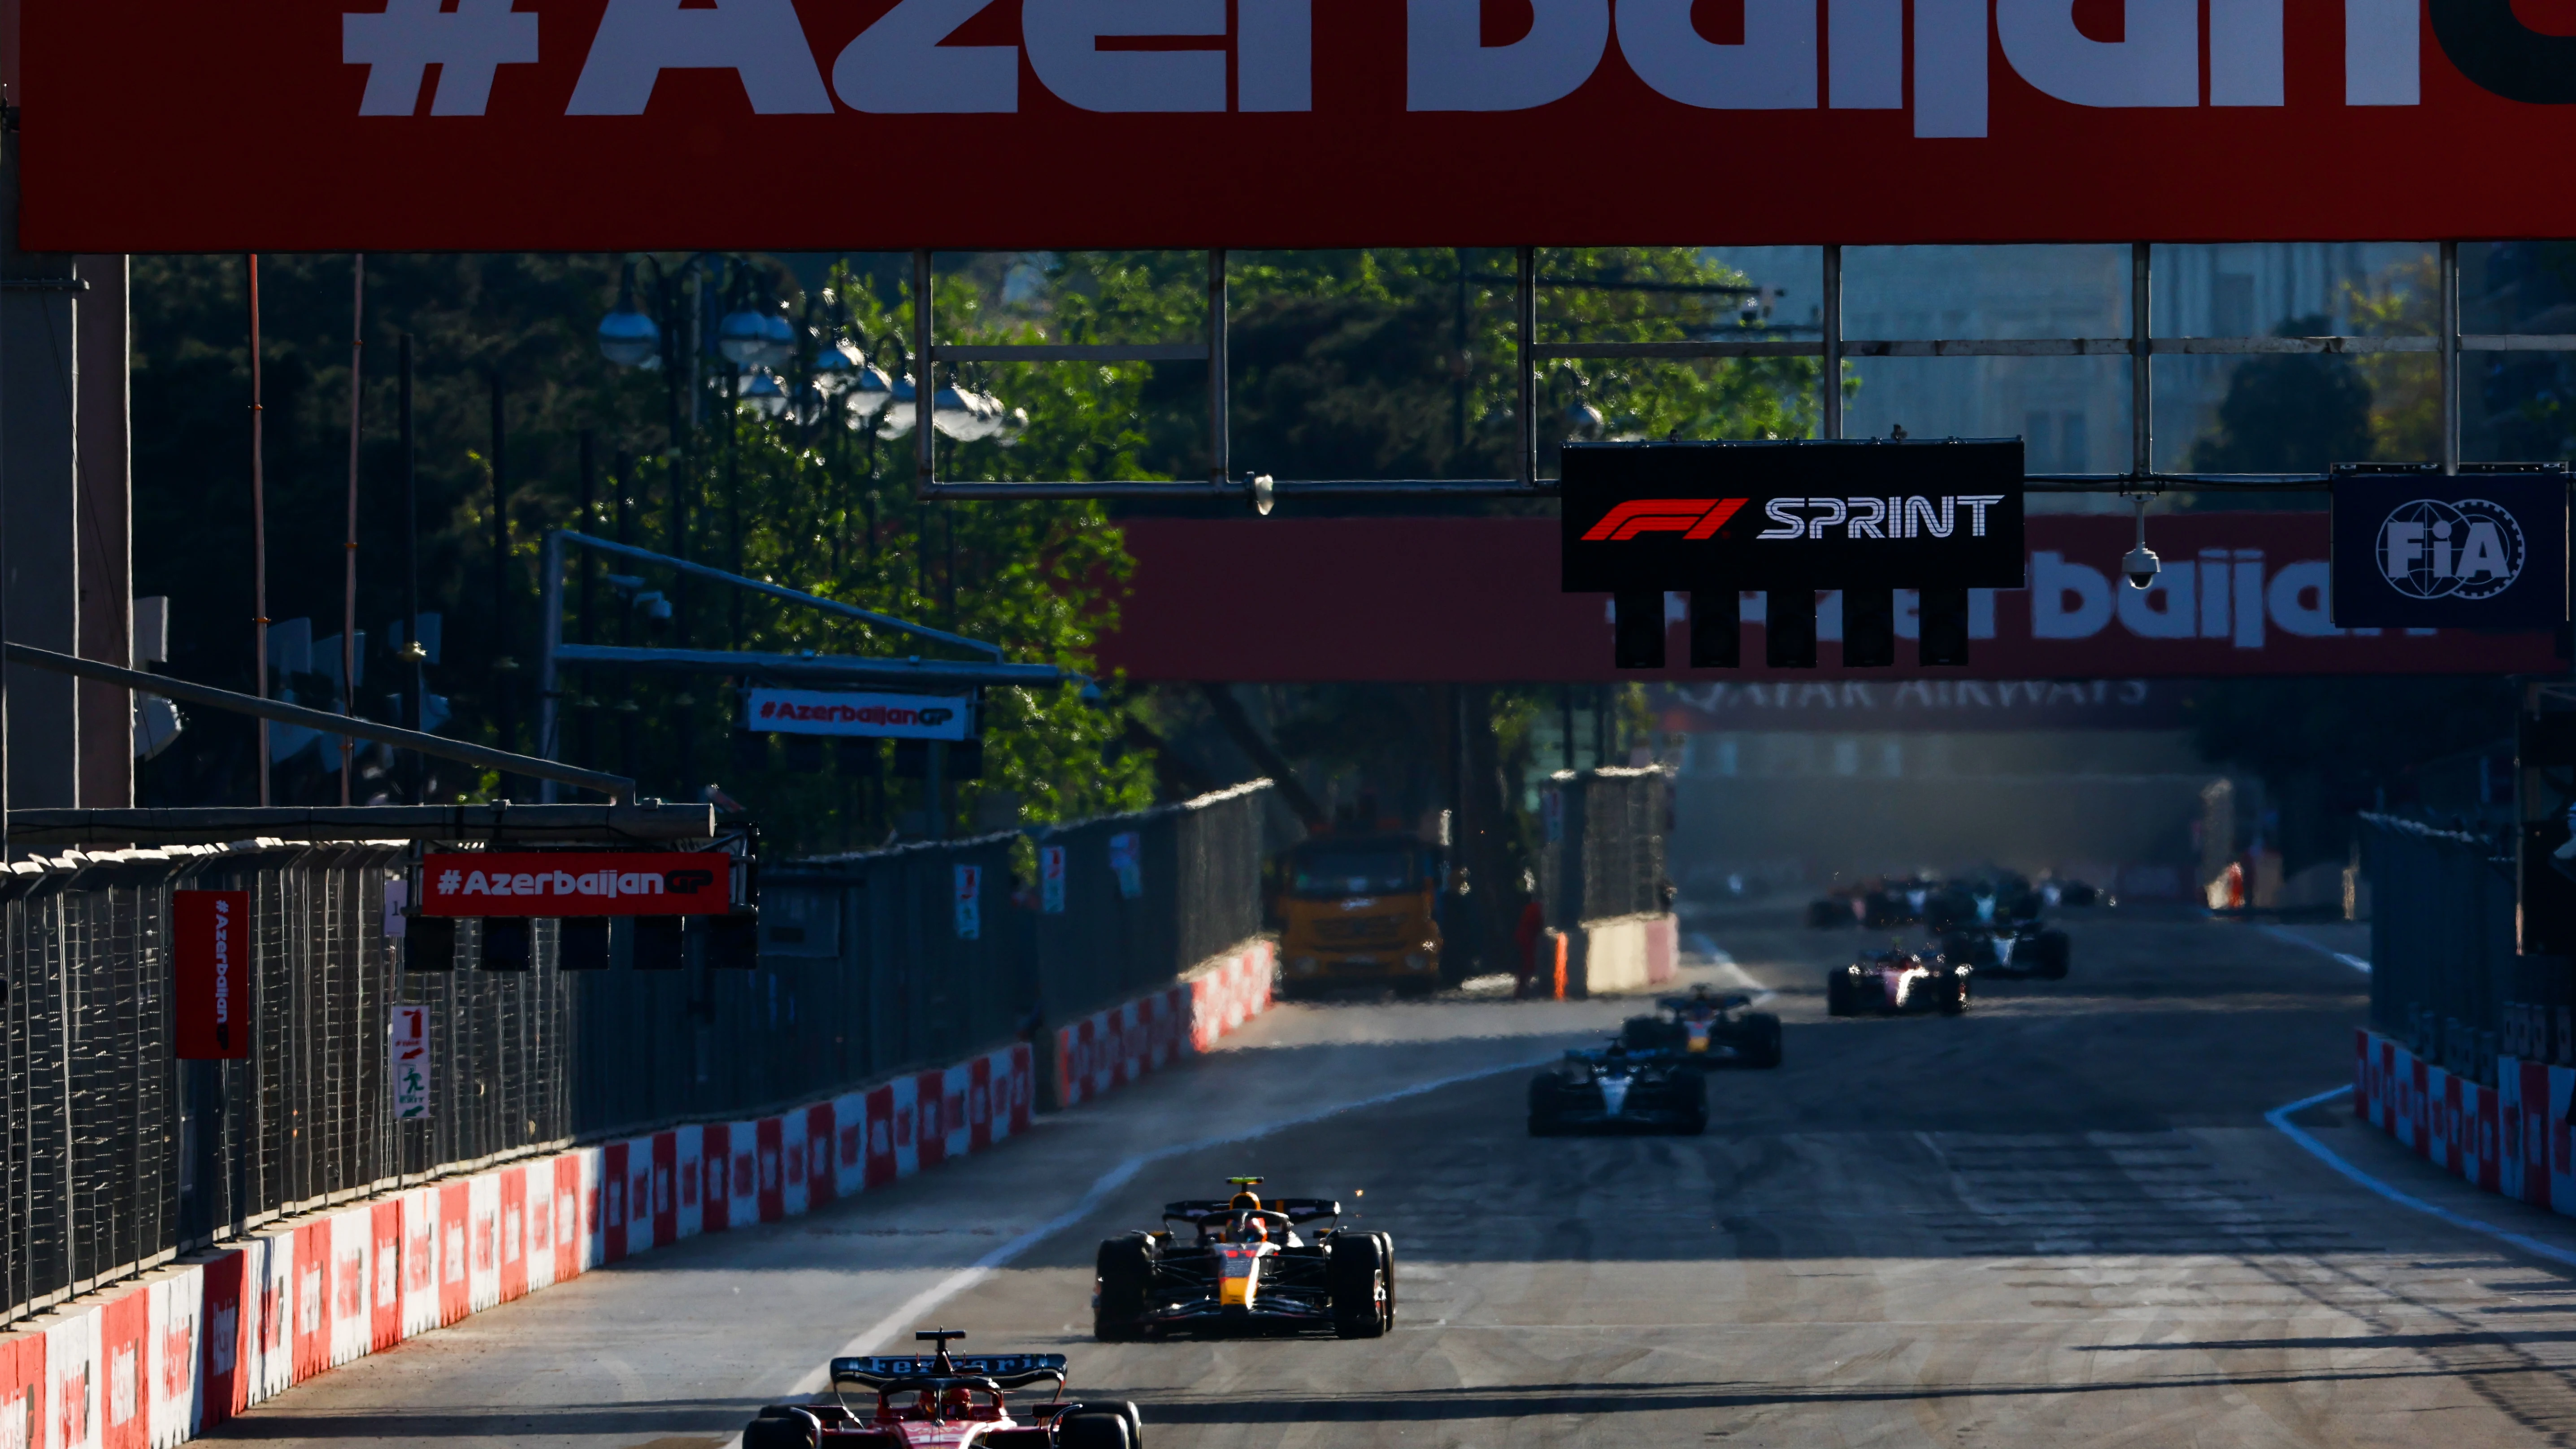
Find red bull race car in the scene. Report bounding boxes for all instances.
[1093,1178,1394,1341]
[1825,948,1969,1017]
[742,1331,1143,1449]
[1619,985,1783,1068]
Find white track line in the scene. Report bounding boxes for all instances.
[778,1050,1565,1398]
[2265,1084,2576,1270]
[2257,924,2372,974]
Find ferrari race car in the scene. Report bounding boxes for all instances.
[743,1330,1143,1449]
[1941,919,2070,980]
[1826,949,1969,1017]
[1093,1178,1393,1341]
[1527,1042,1709,1135]
[1620,985,1783,1068]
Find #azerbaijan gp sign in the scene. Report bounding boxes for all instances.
[2331,469,2567,629]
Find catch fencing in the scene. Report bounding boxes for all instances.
[2361,811,2574,1085]
[1539,766,1673,929]
[1,781,1272,1330]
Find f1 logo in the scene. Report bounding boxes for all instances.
[1580,498,1749,542]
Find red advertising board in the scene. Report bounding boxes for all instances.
[19,1,2576,250]
[1097,513,2561,682]
[418,853,733,917]
[173,890,252,1060]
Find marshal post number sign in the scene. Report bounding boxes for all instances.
[1561,440,2027,594]
[23,0,2576,250]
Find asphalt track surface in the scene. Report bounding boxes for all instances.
[214,908,2576,1449]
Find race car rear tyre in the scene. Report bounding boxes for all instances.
[1742,1012,1784,1067]
[1373,1232,1398,1325]
[1329,1232,1390,1338]
[1058,1411,1132,1449]
[1093,1233,1156,1342]
[2036,930,2071,980]
[1940,970,1969,1016]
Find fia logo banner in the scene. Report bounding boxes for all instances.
[2332,470,2566,629]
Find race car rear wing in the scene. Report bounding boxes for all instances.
[830,1355,1067,1391]
[1655,994,1751,1013]
[1162,1197,1341,1225]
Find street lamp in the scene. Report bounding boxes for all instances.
[742,370,791,420]
[597,263,661,369]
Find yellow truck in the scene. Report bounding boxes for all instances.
[1273,834,1446,1000]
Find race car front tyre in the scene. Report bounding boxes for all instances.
[2036,930,2071,980]
[1826,973,1853,1017]
[744,1411,819,1449]
[1058,1411,1132,1449]
[1093,1233,1156,1341]
[1329,1232,1390,1338]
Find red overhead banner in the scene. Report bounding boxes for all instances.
[1097,513,2561,682]
[174,890,252,1060]
[419,852,735,916]
[20,0,2576,250]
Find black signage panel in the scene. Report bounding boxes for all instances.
[2331,465,2568,629]
[1560,440,2027,593]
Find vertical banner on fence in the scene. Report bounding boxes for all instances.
[954,866,981,940]
[1109,833,1143,899]
[388,1007,429,1119]
[173,891,252,1060]
[1040,845,1066,915]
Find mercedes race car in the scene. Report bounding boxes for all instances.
[743,1330,1143,1449]
[1941,920,2070,980]
[1528,1042,1709,1135]
[1825,948,1969,1017]
[1093,1179,1393,1341]
[1620,985,1783,1068]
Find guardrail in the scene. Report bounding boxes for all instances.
[1,783,1274,1328]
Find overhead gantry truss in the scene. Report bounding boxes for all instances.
[906,242,2567,503]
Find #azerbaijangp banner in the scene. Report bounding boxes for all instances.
[419,852,737,916]
[21,0,2576,249]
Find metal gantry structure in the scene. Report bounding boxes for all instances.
[904,242,2575,503]
[530,531,1090,805]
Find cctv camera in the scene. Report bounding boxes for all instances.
[2121,543,2162,590]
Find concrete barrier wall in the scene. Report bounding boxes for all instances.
[1056,941,1274,1109]
[1577,914,1681,996]
[2353,1028,2549,1210]
[0,1041,1037,1449]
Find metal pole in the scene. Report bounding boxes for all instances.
[249,254,269,807]
[1820,245,1843,442]
[1516,246,1536,488]
[2441,239,2462,476]
[577,429,595,769]
[400,334,421,803]
[913,250,934,491]
[1209,249,1229,488]
[925,738,946,840]
[615,449,635,783]
[2131,243,2153,478]
[340,254,364,805]
[535,530,565,804]
[491,370,510,729]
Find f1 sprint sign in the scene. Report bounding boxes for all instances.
[21,0,2576,248]
[1562,440,2026,593]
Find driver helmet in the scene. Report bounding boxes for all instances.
[1242,1215,1270,1243]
